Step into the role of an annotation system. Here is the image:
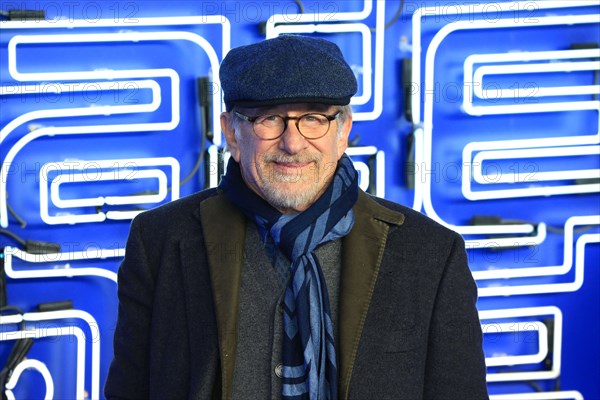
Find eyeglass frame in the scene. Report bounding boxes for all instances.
[233,110,343,140]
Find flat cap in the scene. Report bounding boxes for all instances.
[219,35,357,111]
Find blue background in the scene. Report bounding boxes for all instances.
[1,1,598,398]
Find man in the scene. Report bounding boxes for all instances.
[105,35,488,399]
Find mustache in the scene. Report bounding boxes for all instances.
[262,152,321,164]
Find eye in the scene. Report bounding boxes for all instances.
[256,114,283,128]
[261,115,281,122]
[302,114,328,125]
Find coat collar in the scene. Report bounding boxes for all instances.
[338,190,405,399]
[198,190,246,400]
[198,189,405,400]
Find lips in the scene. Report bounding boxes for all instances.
[272,162,311,179]
[274,162,310,169]
[263,153,319,180]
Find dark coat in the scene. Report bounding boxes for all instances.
[105,188,489,399]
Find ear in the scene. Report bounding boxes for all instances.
[221,112,241,162]
[336,113,352,159]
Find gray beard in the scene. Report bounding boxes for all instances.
[257,153,327,212]
[260,178,324,212]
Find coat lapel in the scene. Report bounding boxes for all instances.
[339,191,405,399]
[199,192,246,400]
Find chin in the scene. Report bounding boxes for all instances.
[262,184,321,213]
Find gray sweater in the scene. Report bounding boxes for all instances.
[231,223,341,399]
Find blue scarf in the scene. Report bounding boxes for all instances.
[220,154,358,399]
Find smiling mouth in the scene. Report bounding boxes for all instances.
[274,161,310,169]
[271,162,312,178]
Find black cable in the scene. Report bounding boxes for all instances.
[0,305,24,315]
[546,225,597,235]
[370,0,405,32]
[161,76,210,191]
[0,337,33,398]
[293,0,305,14]
[177,136,206,189]
[0,229,60,254]
[593,66,598,101]
[0,306,25,330]
[0,9,45,21]
[0,229,26,247]
[6,203,26,228]
[103,76,211,208]
[524,380,544,392]
[177,76,210,189]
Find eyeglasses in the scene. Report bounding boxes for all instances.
[234,110,342,140]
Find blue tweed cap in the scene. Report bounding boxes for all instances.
[219,35,357,111]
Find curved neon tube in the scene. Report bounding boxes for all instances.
[5,359,54,400]
[412,7,598,245]
[479,306,562,383]
[3,246,122,283]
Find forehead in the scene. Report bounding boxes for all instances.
[238,103,337,115]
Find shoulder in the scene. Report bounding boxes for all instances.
[362,192,461,242]
[129,187,221,239]
[136,187,217,219]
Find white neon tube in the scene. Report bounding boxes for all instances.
[1,15,231,144]
[375,150,385,198]
[50,170,167,208]
[0,69,179,228]
[490,391,583,400]
[103,210,144,220]
[345,146,379,156]
[413,9,599,243]
[472,61,600,100]
[472,215,600,280]
[409,123,539,236]
[476,84,600,101]
[9,30,222,141]
[353,162,371,192]
[410,126,424,211]
[465,99,599,116]
[462,117,599,200]
[472,145,600,185]
[265,0,373,31]
[479,306,562,383]
[5,359,54,400]
[0,80,161,144]
[0,15,231,37]
[207,145,220,188]
[39,157,179,224]
[475,60,600,80]
[3,246,123,283]
[0,327,86,399]
[464,49,600,105]
[411,1,598,124]
[465,223,546,249]
[23,310,101,400]
[0,27,233,227]
[464,181,599,200]
[466,48,599,65]
[482,322,548,367]
[478,233,600,297]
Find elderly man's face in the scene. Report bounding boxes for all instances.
[222,103,351,213]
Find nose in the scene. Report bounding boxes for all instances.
[278,119,308,154]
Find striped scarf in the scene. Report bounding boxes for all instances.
[220,154,358,399]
